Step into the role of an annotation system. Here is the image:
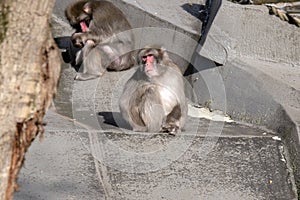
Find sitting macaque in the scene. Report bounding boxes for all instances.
[119,46,187,134]
[65,0,135,80]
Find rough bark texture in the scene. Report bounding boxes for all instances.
[0,0,61,199]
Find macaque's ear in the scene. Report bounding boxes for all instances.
[137,49,145,65]
[83,2,92,14]
[158,46,169,61]
[159,46,166,52]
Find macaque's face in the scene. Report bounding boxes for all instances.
[139,48,163,77]
[142,52,159,77]
[142,53,156,72]
[65,1,91,32]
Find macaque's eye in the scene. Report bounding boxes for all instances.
[76,17,82,22]
[142,53,154,61]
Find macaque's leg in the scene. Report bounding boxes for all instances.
[116,52,135,71]
[161,105,182,135]
[75,50,83,66]
[74,41,105,81]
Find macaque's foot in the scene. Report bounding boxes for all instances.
[161,125,179,135]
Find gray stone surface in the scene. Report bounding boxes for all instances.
[192,0,300,190]
[101,136,293,200]
[14,125,105,200]
[15,61,298,199]
[14,0,300,199]
[14,108,297,200]
[200,1,300,65]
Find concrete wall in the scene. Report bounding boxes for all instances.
[200,1,300,65]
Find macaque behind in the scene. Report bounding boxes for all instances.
[65,0,135,81]
[119,46,187,134]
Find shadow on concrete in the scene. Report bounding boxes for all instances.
[98,112,120,127]
[181,3,207,22]
[183,54,221,76]
[98,111,131,130]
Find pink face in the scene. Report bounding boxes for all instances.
[142,54,155,73]
[80,21,89,32]
[142,53,154,63]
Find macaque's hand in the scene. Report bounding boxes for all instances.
[71,32,85,47]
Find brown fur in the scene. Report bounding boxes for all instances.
[65,0,135,80]
[119,46,187,134]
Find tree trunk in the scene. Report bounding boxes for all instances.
[0,0,60,199]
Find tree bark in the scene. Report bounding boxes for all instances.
[0,0,60,199]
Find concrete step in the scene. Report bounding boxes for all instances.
[15,64,297,199]
[14,109,296,199]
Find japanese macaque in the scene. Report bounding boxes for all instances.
[65,0,135,80]
[119,46,187,134]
